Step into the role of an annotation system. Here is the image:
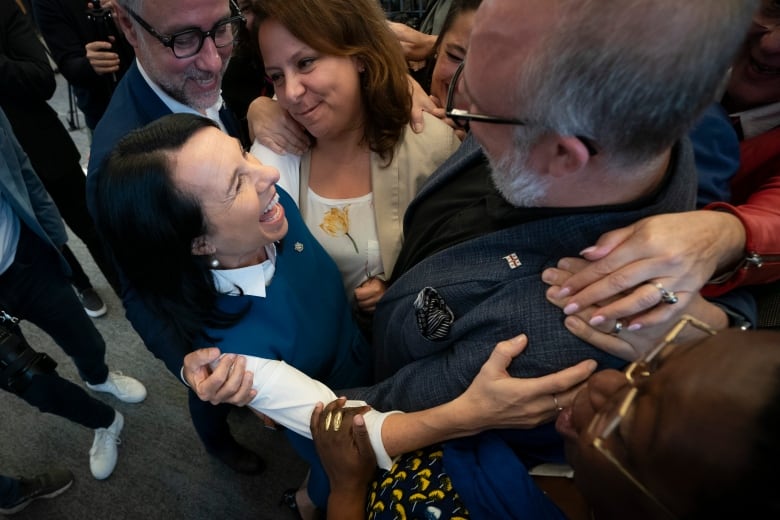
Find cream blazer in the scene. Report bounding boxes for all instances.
[252,112,461,278]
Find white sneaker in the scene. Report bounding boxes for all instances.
[86,371,147,403]
[90,411,123,480]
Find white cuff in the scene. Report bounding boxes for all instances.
[363,409,404,470]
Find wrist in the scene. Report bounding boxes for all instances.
[327,489,367,520]
[706,209,747,274]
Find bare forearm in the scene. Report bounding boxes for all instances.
[380,397,479,457]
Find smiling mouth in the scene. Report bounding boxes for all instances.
[750,55,780,76]
[296,103,319,118]
[259,193,281,222]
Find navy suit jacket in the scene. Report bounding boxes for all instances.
[0,109,68,274]
[349,134,699,412]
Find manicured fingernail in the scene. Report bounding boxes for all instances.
[580,246,596,256]
[563,302,579,314]
[558,287,571,297]
[589,315,605,326]
[628,323,642,331]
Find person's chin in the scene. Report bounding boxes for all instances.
[186,86,221,112]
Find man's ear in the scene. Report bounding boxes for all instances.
[112,3,139,47]
[548,135,591,178]
[191,235,216,257]
[530,134,591,179]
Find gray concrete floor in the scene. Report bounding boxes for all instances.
[49,70,92,168]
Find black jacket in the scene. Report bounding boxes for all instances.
[32,0,133,129]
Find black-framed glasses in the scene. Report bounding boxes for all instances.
[126,4,245,59]
[445,61,598,156]
[587,314,718,519]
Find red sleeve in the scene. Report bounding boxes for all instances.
[703,128,780,296]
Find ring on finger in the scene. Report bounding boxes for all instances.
[654,283,678,304]
[552,394,563,413]
[611,320,624,335]
[324,411,333,431]
[333,410,344,432]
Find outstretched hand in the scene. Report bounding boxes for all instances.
[182,348,256,406]
[460,335,597,430]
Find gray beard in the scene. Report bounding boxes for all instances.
[487,145,550,208]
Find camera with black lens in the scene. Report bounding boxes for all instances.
[86,0,121,46]
[0,322,57,395]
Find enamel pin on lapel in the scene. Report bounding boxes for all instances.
[503,253,522,269]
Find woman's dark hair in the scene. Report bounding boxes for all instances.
[94,113,247,346]
[250,0,411,165]
[429,0,482,62]
[414,0,482,95]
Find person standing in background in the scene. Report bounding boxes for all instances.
[33,0,133,132]
[0,0,120,314]
[0,106,147,480]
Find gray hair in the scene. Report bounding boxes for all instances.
[515,0,758,170]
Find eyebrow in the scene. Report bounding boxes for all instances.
[162,11,232,35]
[444,43,467,55]
[266,47,311,72]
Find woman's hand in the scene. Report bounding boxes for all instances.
[544,257,729,360]
[354,278,387,313]
[408,76,437,133]
[457,335,597,430]
[182,348,256,406]
[247,97,310,155]
[543,211,746,330]
[311,398,375,519]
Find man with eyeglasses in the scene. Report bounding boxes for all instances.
[348,0,755,416]
[543,0,780,335]
[299,1,764,517]
[85,0,264,474]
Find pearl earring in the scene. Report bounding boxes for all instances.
[210,257,220,268]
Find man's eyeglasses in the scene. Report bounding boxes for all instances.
[587,314,718,519]
[445,61,598,156]
[126,4,245,59]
